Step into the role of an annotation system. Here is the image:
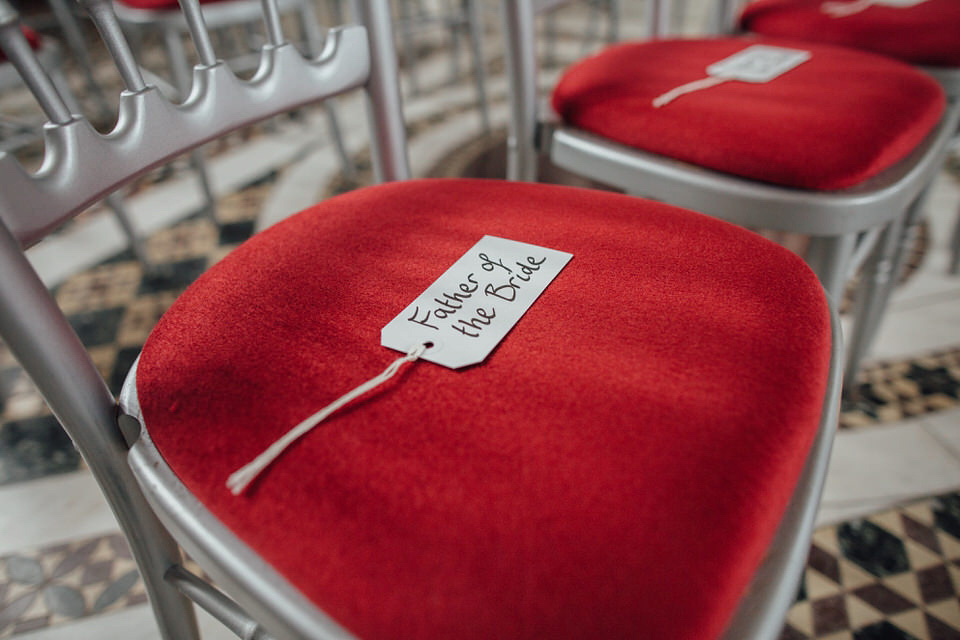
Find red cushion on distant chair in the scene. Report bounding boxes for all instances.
[137,179,832,640]
[114,0,232,11]
[21,27,40,51]
[740,0,960,67]
[551,37,944,191]
[0,27,41,63]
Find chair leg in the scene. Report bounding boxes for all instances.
[503,0,538,182]
[189,150,219,221]
[806,232,857,305]
[581,0,602,55]
[843,217,905,389]
[326,0,344,24]
[398,0,421,95]
[843,190,928,386]
[448,8,462,84]
[949,203,960,275]
[0,228,201,640]
[605,0,620,43]
[106,192,153,269]
[464,0,490,133]
[323,101,356,180]
[887,186,932,288]
[127,518,203,640]
[543,12,557,68]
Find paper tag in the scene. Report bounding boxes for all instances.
[707,45,811,83]
[381,236,573,369]
[822,0,927,15]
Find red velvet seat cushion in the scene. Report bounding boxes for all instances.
[551,37,944,191]
[137,179,832,640]
[740,0,960,67]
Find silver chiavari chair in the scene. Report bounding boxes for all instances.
[504,0,959,390]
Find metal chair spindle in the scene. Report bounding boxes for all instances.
[80,0,147,92]
[259,0,286,47]
[0,14,73,125]
[177,0,218,67]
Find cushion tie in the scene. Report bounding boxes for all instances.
[821,0,882,17]
[652,75,730,108]
[226,342,428,495]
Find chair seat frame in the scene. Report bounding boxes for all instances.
[116,297,843,640]
[544,102,959,293]
[119,361,354,639]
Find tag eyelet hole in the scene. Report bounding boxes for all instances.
[423,341,435,349]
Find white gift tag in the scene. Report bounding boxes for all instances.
[381,236,573,369]
[653,44,812,107]
[706,45,811,83]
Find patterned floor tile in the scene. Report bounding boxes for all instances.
[780,493,960,640]
[841,350,960,431]
[0,175,271,488]
[54,263,144,316]
[0,371,44,423]
[0,416,79,486]
[0,493,958,638]
[0,534,145,638]
[144,219,219,265]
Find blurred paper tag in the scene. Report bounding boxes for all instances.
[707,45,811,83]
[823,0,926,16]
[381,236,573,369]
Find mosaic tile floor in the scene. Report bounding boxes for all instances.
[0,534,145,638]
[4,491,960,639]
[842,351,960,431]
[780,493,960,640]
[0,176,271,486]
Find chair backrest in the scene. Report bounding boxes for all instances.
[0,0,407,587]
[0,0,406,247]
[503,0,671,183]
[0,30,70,152]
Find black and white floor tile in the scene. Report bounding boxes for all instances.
[781,494,960,640]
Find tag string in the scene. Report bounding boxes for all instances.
[821,0,875,16]
[226,343,428,495]
[651,75,730,108]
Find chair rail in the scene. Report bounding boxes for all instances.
[0,27,369,248]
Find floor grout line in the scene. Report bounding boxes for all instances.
[922,418,960,466]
